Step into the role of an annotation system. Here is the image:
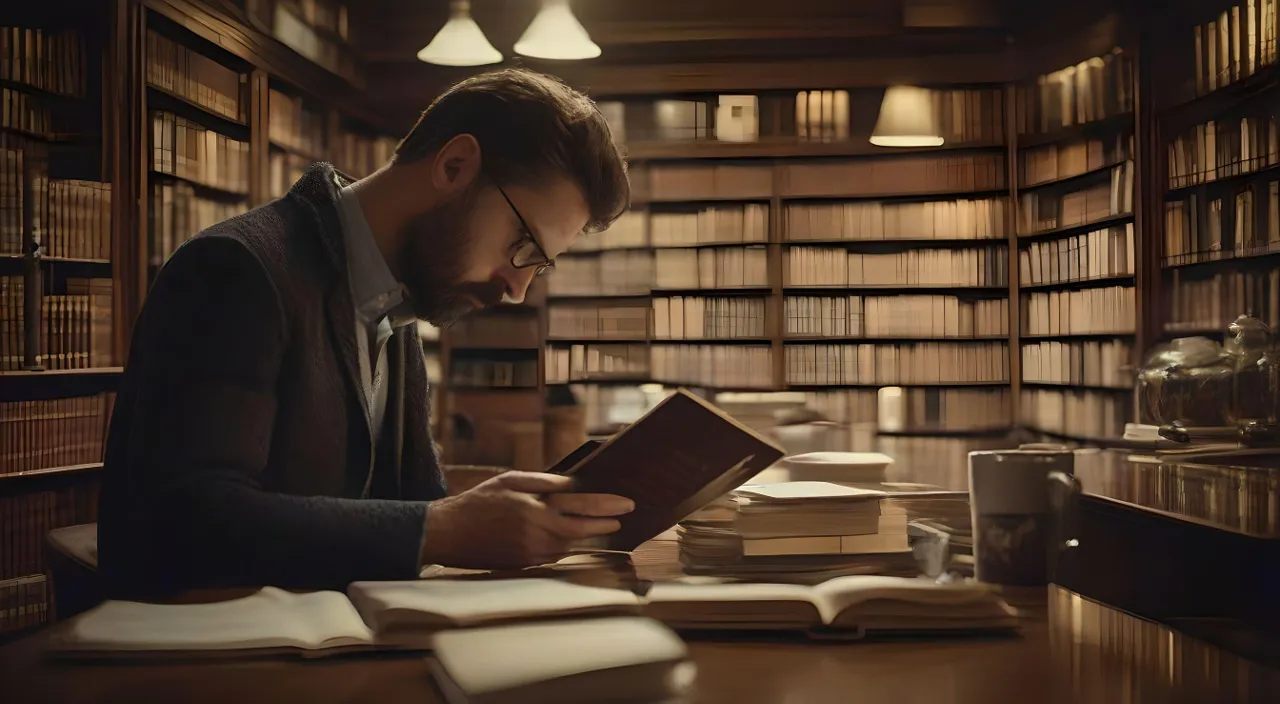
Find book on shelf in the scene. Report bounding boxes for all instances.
[1017,49,1133,135]
[1018,162,1133,235]
[0,26,86,97]
[427,617,693,704]
[567,211,646,252]
[1019,222,1134,286]
[650,344,773,389]
[653,247,769,289]
[1021,339,1132,388]
[1166,116,1277,190]
[149,111,250,196]
[1164,185,1280,264]
[1020,137,1131,187]
[877,387,1011,432]
[1020,387,1130,439]
[144,29,244,123]
[450,356,539,389]
[1020,286,1135,337]
[545,343,650,384]
[778,154,1004,198]
[785,246,1008,288]
[784,341,1010,386]
[549,250,654,297]
[0,393,113,474]
[786,295,1007,339]
[1167,268,1280,333]
[267,88,326,158]
[785,197,1007,242]
[0,276,113,371]
[0,158,112,260]
[650,204,767,246]
[150,181,249,267]
[652,296,767,340]
[1191,2,1279,97]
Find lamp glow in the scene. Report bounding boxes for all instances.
[869,85,944,148]
[417,0,503,67]
[514,0,601,60]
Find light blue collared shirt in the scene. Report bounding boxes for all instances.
[334,180,414,447]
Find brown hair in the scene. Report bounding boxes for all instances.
[394,68,629,234]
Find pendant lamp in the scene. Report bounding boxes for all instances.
[417,0,503,67]
[869,85,944,148]
[515,0,601,60]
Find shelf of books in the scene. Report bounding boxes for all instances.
[1013,48,1139,446]
[536,87,1019,484]
[1,10,116,637]
[1161,2,1280,352]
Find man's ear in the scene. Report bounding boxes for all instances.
[431,134,482,194]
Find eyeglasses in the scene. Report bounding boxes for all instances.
[496,184,555,276]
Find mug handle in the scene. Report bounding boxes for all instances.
[1047,470,1082,552]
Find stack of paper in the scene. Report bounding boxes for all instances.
[677,482,919,583]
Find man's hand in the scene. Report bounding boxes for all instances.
[420,471,633,570]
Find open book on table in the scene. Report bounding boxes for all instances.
[48,575,1019,659]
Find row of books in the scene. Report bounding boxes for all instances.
[652,248,769,290]
[785,198,1007,242]
[1021,339,1134,389]
[784,247,1008,288]
[600,87,1004,146]
[652,296,765,340]
[268,0,357,85]
[570,212,646,252]
[1191,2,1280,98]
[1017,162,1134,235]
[447,313,541,350]
[648,164,771,201]
[879,387,1011,433]
[1020,137,1131,187]
[2,86,54,137]
[450,357,538,389]
[546,344,650,384]
[1019,223,1135,286]
[779,155,1005,199]
[268,150,311,200]
[783,295,1008,340]
[651,344,773,389]
[548,303,649,341]
[268,89,326,159]
[0,143,40,256]
[1166,268,1280,333]
[0,161,112,261]
[332,130,396,180]
[784,342,1009,386]
[1167,116,1278,190]
[149,181,250,268]
[150,110,251,196]
[0,483,99,600]
[0,26,85,97]
[145,28,244,123]
[651,205,768,246]
[1021,286,1136,337]
[1015,49,1134,136]
[0,394,111,475]
[1020,387,1130,440]
[0,277,113,371]
[1163,188,1280,264]
[549,251,654,297]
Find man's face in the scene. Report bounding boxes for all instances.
[397,172,588,327]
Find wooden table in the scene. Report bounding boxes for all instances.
[2,537,1277,704]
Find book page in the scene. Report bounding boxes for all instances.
[812,576,1006,623]
[736,481,887,501]
[347,578,643,633]
[433,617,689,698]
[644,581,827,626]
[55,587,373,654]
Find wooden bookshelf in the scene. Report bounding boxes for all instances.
[1011,47,1140,444]
[1,0,396,637]
[1157,0,1280,366]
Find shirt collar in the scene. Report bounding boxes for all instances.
[333,178,415,328]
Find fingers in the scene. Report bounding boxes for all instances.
[539,511,623,540]
[544,493,635,517]
[496,470,575,494]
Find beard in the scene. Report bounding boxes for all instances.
[397,191,506,328]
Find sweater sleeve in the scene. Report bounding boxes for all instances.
[120,235,427,593]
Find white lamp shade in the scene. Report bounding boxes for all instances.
[417,1,503,67]
[869,85,944,148]
[515,0,601,60]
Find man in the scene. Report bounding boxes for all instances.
[98,68,635,599]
